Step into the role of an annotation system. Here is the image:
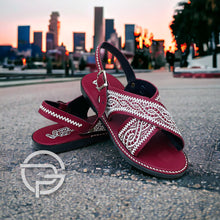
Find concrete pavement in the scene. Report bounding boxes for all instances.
[0,70,219,219]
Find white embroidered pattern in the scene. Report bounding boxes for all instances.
[118,118,156,155]
[96,45,102,72]
[40,105,82,128]
[155,94,161,102]
[102,115,188,175]
[87,120,106,133]
[46,127,74,139]
[93,79,98,86]
[105,90,181,135]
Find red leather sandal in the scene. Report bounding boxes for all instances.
[32,96,108,153]
[81,42,188,178]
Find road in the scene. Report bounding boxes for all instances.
[0,70,219,219]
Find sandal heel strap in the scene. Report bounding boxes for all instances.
[96,42,136,84]
[38,99,93,133]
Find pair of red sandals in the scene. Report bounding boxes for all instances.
[32,42,188,178]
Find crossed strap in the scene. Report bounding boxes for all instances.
[105,88,184,156]
[95,42,184,156]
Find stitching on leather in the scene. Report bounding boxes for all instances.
[102,115,188,174]
[40,104,82,128]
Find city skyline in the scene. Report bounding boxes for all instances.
[0,0,182,52]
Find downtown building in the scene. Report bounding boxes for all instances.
[73,32,85,53]
[46,32,55,51]
[105,19,121,49]
[17,25,30,52]
[33,32,42,51]
[93,7,104,51]
[32,31,43,57]
[0,45,15,62]
[105,19,115,41]
[125,24,135,53]
[46,12,60,51]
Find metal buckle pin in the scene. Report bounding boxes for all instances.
[96,70,108,91]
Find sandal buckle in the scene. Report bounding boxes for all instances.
[96,70,108,91]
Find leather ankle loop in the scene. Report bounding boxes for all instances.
[95,42,136,84]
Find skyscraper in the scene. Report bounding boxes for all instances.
[32,31,43,57]
[33,32,42,51]
[93,7,104,50]
[125,24,135,53]
[105,19,115,41]
[48,12,60,48]
[73,32,85,53]
[0,45,13,62]
[46,32,55,51]
[17,25,30,52]
[125,24,135,42]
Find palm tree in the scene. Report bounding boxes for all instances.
[170,1,193,66]
[170,0,220,67]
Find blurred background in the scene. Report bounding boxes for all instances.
[0,0,219,76]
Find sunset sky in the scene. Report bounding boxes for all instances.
[0,0,183,52]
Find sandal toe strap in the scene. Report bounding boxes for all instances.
[105,88,184,156]
[118,118,159,156]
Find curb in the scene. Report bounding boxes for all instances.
[0,77,79,88]
[0,70,152,88]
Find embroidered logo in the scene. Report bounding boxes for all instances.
[46,127,74,139]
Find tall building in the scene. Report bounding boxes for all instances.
[93,7,104,50]
[17,25,30,52]
[125,24,135,53]
[73,32,85,53]
[33,32,42,51]
[105,19,115,41]
[0,45,12,62]
[32,32,43,57]
[46,32,55,51]
[48,12,60,48]
[125,24,135,42]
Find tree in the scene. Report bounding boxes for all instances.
[206,0,220,67]
[170,0,220,67]
[170,2,192,55]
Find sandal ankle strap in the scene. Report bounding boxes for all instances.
[95,42,136,84]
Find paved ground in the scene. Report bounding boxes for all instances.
[0,70,219,219]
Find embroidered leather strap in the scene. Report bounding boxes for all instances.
[95,42,137,120]
[96,70,108,119]
[105,88,184,155]
[118,118,159,156]
[39,99,93,133]
[106,89,181,136]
